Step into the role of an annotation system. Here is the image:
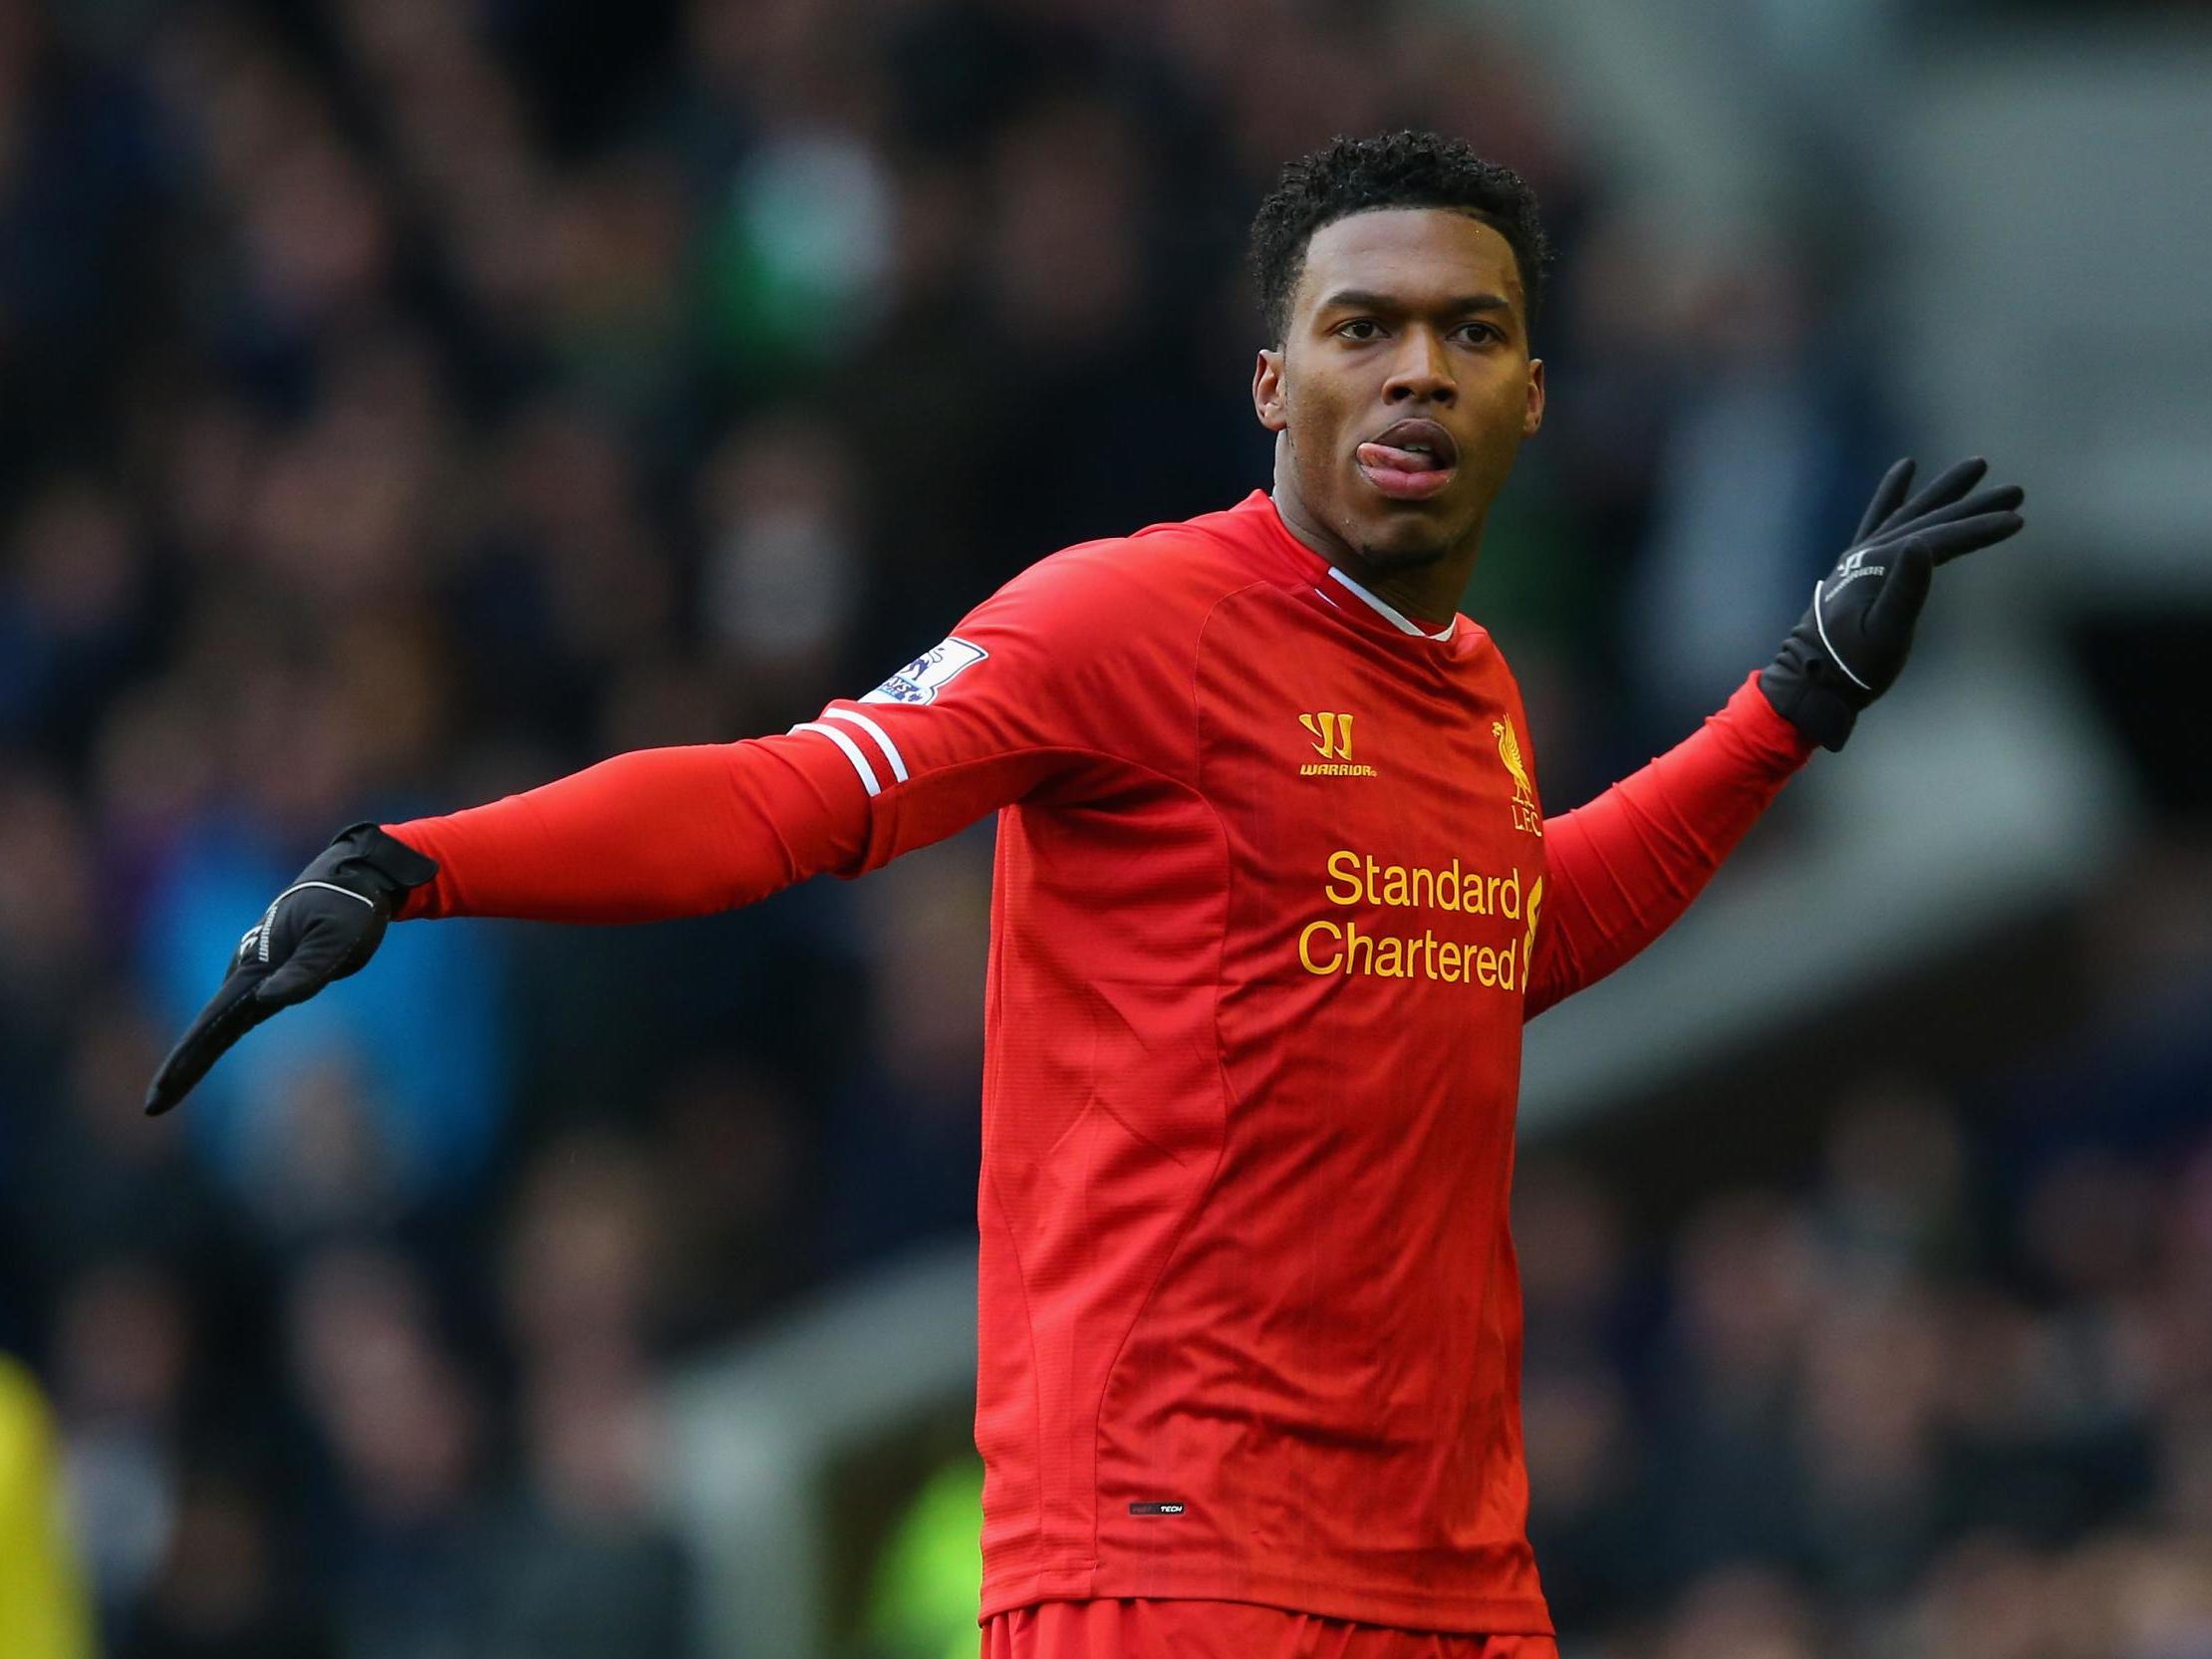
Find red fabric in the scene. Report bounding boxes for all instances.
[380,492,1813,1632]
[386,735,871,922]
[980,1598,1563,1659]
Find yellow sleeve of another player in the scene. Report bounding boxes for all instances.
[0,1356,97,1659]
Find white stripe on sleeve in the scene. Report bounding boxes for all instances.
[822,708,910,783]
[789,721,882,796]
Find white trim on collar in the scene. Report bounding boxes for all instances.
[1326,567,1455,640]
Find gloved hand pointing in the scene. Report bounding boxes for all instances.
[143,822,437,1116]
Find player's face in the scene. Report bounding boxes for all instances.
[1253,208,1544,575]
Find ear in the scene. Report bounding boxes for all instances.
[1522,357,1545,438]
[1252,347,1287,432]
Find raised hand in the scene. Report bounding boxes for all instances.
[1759,456,2025,750]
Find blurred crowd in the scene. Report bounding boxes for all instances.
[2,0,2195,1656]
[1517,869,2212,1659]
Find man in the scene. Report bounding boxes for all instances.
[147,132,2023,1657]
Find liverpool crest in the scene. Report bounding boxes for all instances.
[1493,717,1541,837]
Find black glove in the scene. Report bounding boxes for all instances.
[143,823,438,1116]
[1760,456,2025,751]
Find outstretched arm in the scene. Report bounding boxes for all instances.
[143,540,1183,1115]
[142,715,1078,1114]
[384,731,871,924]
[1526,454,2026,1018]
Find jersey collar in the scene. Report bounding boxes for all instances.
[1322,566,1456,641]
[1237,490,1467,649]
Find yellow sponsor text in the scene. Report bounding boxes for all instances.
[1298,918,1523,988]
[1323,849,1521,918]
[1301,848,1538,993]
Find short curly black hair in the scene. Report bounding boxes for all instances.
[1247,131,1550,347]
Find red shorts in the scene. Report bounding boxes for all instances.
[981,1599,1559,1659]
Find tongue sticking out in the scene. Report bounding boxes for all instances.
[1358,442,1444,472]
[1356,441,1454,500]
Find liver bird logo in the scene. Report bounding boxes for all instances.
[1493,717,1542,837]
[1493,718,1530,796]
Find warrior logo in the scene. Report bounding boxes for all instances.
[1298,712,1376,777]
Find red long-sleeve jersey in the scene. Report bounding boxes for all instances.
[388,492,1812,1633]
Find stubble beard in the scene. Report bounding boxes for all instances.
[1280,418,1481,578]
[1352,521,1456,574]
